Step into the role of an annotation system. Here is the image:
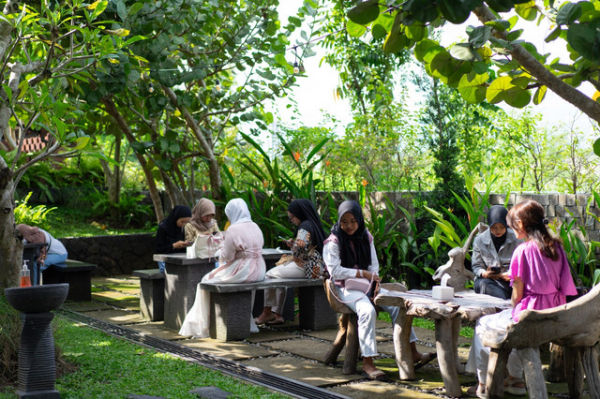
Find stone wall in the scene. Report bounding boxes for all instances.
[61,233,155,276]
[60,191,600,276]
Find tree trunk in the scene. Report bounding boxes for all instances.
[0,161,21,290]
[102,98,164,223]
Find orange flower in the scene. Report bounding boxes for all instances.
[361,179,368,187]
[293,151,300,162]
[325,160,331,167]
[262,180,269,188]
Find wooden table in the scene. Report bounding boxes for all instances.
[154,248,290,330]
[375,289,510,397]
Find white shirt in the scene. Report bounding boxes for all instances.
[42,229,68,256]
[322,233,378,281]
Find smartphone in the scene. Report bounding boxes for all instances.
[490,266,501,274]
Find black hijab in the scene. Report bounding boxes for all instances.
[288,199,327,254]
[159,205,191,240]
[330,200,371,270]
[487,205,508,252]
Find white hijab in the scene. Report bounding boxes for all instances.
[225,198,252,225]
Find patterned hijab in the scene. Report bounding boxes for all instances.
[288,199,326,254]
[225,198,252,225]
[330,200,371,270]
[189,198,217,232]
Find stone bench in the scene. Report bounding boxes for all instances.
[42,259,97,301]
[201,278,338,341]
[132,269,165,321]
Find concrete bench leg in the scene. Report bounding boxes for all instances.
[140,278,165,321]
[298,285,337,330]
[210,291,252,341]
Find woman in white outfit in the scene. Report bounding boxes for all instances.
[323,200,434,380]
[179,198,266,338]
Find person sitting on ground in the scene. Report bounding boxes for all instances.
[471,205,521,299]
[154,205,192,272]
[466,200,577,397]
[255,198,327,325]
[179,198,266,338]
[17,224,68,285]
[323,200,435,381]
[184,198,220,242]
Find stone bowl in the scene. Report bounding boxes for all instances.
[4,283,69,313]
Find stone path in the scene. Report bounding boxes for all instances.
[60,275,579,398]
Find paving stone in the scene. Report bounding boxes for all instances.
[240,354,363,387]
[330,380,441,399]
[91,291,139,311]
[301,328,339,341]
[182,338,276,360]
[262,337,341,362]
[82,309,144,325]
[245,329,300,343]
[190,386,231,398]
[61,300,113,312]
[128,322,185,341]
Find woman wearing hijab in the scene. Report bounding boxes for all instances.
[255,199,327,325]
[154,205,192,272]
[17,224,68,285]
[471,205,521,299]
[184,198,220,242]
[323,200,434,380]
[179,198,266,338]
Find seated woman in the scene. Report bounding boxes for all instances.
[17,224,68,285]
[472,205,521,299]
[185,198,220,242]
[154,205,192,272]
[179,198,266,338]
[255,198,327,325]
[466,200,577,397]
[323,200,434,380]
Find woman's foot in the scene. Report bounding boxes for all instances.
[413,352,437,369]
[362,357,387,381]
[504,375,526,396]
[266,315,284,325]
[254,309,275,325]
[466,383,486,398]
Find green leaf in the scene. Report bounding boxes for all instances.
[468,25,492,47]
[384,28,410,54]
[450,43,478,61]
[458,72,489,103]
[486,76,514,103]
[438,0,480,24]
[545,27,561,42]
[346,19,367,37]
[504,87,531,107]
[347,0,379,25]
[414,39,443,62]
[533,85,547,105]
[405,23,426,41]
[515,1,538,21]
[593,137,600,157]
[486,0,515,13]
[404,0,439,22]
[371,24,387,39]
[556,2,582,25]
[567,22,600,62]
[73,136,90,150]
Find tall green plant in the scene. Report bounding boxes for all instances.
[14,192,56,226]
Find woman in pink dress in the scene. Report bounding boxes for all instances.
[179,198,266,338]
[467,199,577,397]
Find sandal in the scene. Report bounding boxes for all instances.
[266,316,285,325]
[254,313,276,325]
[414,352,437,370]
[466,383,486,398]
[504,376,526,396]
[362,368,387,381]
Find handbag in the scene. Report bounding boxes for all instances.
[344,277,372,292]
[193,232,224,259]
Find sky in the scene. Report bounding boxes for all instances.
[273,2,597,137]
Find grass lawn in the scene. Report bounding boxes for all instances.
[0,316,288,399]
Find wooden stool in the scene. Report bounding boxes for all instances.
[323,279,359,375]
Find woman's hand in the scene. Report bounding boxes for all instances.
[173,240,191,249]
[356,269,380,282]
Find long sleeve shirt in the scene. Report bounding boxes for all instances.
[322,232,378,281]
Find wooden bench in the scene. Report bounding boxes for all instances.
[482,283,600,399]
[201,278,338,341]
[42,259,97,301]
[132,269,165,322]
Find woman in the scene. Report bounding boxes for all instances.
[179,198,266,338]
[17,224,68,285]
[323,200,434,380]
[255,199,327,325]
[154,205,192,272]
[467,200,577,397]
[184,198,220,242]
[472,205,521,299]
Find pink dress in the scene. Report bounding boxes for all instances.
[509,240,577,322]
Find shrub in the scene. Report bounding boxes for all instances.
[0,295,20,387]
[14,192,56,225]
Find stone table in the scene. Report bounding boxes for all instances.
[375,289,510,397]
[154,248,290,330]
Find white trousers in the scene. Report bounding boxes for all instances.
[264,261,305,314]
[336,286,417,358]
[466,309,523,383]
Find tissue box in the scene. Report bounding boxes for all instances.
[432,285,454,301]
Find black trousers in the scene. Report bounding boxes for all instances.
[474,277,512,299]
